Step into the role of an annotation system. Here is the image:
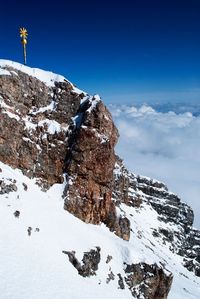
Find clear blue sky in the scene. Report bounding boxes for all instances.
[1,0,200,104]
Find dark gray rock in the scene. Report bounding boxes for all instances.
[106,270,115,284]
[63,247,101,277]
[117,273,125,289]
[0,179,18,194]
[106,255,112,264]
[13,210,20,218]
[124,263,173,299]
[27,227,32,236]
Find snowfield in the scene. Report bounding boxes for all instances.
[0,162,200,299]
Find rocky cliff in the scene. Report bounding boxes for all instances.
[0,61,130,241]
[0,60,200,299]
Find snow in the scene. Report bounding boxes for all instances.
[0,60,84,96]
[3,110,20,121]
[0,162,133,299]
[38,119,63,134]
[10,70,18,76]
[93,129,109,144]
[0,97,20,120]
[0,60,65,87]
[22,116,37,130]
[0,97,10,109]
[22,137,34,144]
[87,94,101,113]
[0,68,11,76]
[1,161,200,299]
[1,61,200,298]
[22,116,67,134]
[31,100,56,114]
[73,86,86,96]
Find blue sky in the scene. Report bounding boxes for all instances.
[1,0,200,104]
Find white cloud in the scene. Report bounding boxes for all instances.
[110,104,200,228]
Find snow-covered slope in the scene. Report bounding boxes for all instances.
[0,59,84,95]
[1,161,200,299]
[1,60,200,299]
[0,60,66,87]
[0,162,133,299]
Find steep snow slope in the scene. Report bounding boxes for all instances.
[1,161,200,299]
[0,162,133,299]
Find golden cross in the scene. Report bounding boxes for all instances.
[19,27,28,65]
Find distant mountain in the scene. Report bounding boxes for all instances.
[0,60,200,299]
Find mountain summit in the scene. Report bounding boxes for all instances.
[0,60,200,299]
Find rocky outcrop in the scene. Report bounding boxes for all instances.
[124,263,173,299]
[63,99,130,240]
[0,65,130,240]
[0,178,17,194]
[63,247,101,277]
[113,157,200,277]
[0,68,81,186]
[63,246,173,298]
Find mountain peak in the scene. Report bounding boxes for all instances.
[0,61,200,299]
[0,59,66,87]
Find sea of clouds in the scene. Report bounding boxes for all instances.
[110,104,200,228]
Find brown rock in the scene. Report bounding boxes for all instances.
[64,99,130,240]
[0,68,81,186]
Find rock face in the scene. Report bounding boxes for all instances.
[113,157,200,277]
[0,67,81,186]
[63,99,130,241]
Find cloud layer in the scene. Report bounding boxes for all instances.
[110,104,200,228]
